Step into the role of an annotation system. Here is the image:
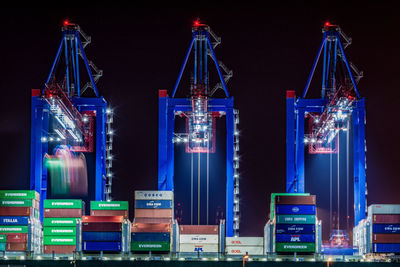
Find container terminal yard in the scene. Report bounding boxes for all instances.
[1,5,400,266]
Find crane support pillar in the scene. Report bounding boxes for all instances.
[286,91,296,192]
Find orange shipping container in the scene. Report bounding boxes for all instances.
[82,216,124,223]
[6,242,27,251]
[134,209,173,218]
[179,225,218,235]
[43,245,76,254]
[90,210,128,219]
[6,233,28,243]
[134,217,173,224]
[131,223,171,233]
[0,207,33,216]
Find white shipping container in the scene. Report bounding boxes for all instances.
[226,237,263,246]
[226,246,264,255]
[180,234,219,244]
[368,204,400,215]
[135,191,173,200]
[179,243,219,253]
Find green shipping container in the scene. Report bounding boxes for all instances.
[0,235,6,243]
[0,199,36,208]
[131,241,170,251]
[43,227,76,236]
[43,218,79,227]
[44,199,83,209]
[276,242,315,253]
[91,201,129,211]
[276,215,316,224]
[0,190,39,201]
[0,225,28,233]
[43,235,76,245]
[270,193,310,220]
[0,243,5,251]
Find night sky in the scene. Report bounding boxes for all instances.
[1,4,399,238]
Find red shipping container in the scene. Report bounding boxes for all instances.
[0,207,33,216]
[90,209,128,219]
[44,208,82,218]
[82,216,123,223]
[82,222,122,232]
[134,217,173,224]
[43,245,76,254]
[131,223,171,233]
[179,225,219,235]
[275,195,316,205]
[134,209,173,218]
[6,242,27,251]
[6,233,28,243]
[373,234,400,243]
[373,214,400,224]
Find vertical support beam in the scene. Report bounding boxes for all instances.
[295,106,305,193]
[30,95,49,221]
[158,90,170,190]
[166,104,175,191]
[226,101,235,237]
[75,37,80,96]
[353,98,366,225]
[64,36,70,96]
[286,91,296,193]
[95,105,107,200]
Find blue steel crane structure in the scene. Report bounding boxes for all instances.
[158,20,239,236]
[30,21,114,220]
[286,22,366,226]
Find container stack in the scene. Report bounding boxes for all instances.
[131,191,174,252]
[273,194,317,253]
[179,225,219,253]
[369,204,400,253]
[225,237,263,256]
[0,190,41,253]
[42,199,83,254]
[82,215,124,252]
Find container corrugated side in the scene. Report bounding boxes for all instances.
[275,234,315,243]
[82,222,122,232]
[179,234,218,244]
[90,210,128,219]
[179,243,218,253]
[275,205,316,215]
[275,224,315,234]
[226,246,263,255]
[135,191,173,200]
[275,195,316,205]
[131,241,170,251]
[0,190,39,201]
[0,226,28,233]
[0,216,30,225]
[131,232,170,242]
[372,224,400,234]
[0,199,38,209]
[135,200,173,209]
[0,243,5,251]
[368,204,400,215]
[373,243,400,253]
[134,209,173,218]
[90,201,128,211]
[82,231,122,242]
[131,223,171,233]
[43,245,76,254]
[44,199,83,209]
[83,241,121,251]
[43,227,76,236]
[373,214,400,223]
[179,225,218,235]
[275,215,316,224]
[6,242,27,251]
[0,207,33,216]
[44,208,82,218]
[82,216,123,223]
[270,193,310,220]
[275,242,315,253]
[6,233,28,243]
[373,234,400,243]
[0,235,6,243]
[43,235,76,245]
[226,237,263,246]
[43,218,79,227]
[134,217,173,224]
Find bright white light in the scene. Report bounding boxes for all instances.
[234,156,239,161]
[176,138,181,143]
[54,129,66,139]
[107,173,113,177]
[311,138,316,143]
[41,137,47,142]
[304,138,309,144]
[106,108,112,114]
[234,174,238,178]
[56,137,61,141]
[108,130,114,135]
[227,258,232,261]
[234,131,239,136]
[183,138,188,142]
[83,116,89,122]
[214,258,219,261]
[107,155,113,160]
[164,258,170,261]
[178,257,185,261]
[49,137,54,142]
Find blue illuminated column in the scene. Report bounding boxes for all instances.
[286,91,296,193]
[226,103,235,237]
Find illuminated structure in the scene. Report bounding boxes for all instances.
[286,22,366,226]
[30,21,114,219]
[158,20,239,236]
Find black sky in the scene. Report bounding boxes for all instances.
[0,4,399,237]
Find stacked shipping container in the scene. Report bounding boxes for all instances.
[90,201,129,219]
[42,199,83,254]
[225,237,263,255]
[131,191,173,252]
[0,190,41,253]
[274,194,317,253]
[179,225,219,253]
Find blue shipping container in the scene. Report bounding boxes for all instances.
[373,243,400,253]
[275,224,315,234]
[0,243,5,251]
[82,232,122,242]
[131,232,170,242]
[275,205,316,215]
[83,241,121,251]
[275,234,315,243]
[0,216,29,225]
[135,200,172,209]
[372,224,400,234]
